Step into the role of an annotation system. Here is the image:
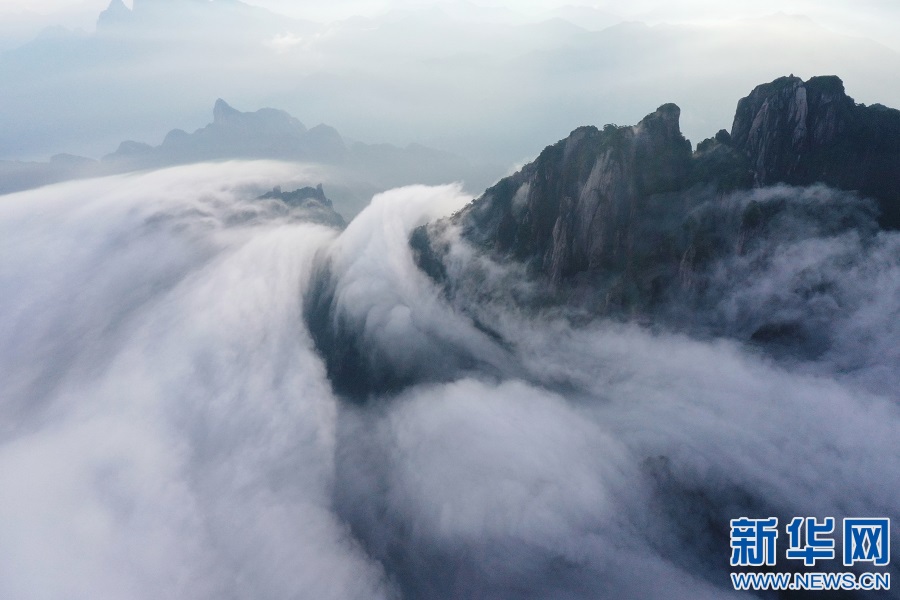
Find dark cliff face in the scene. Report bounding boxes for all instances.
[730,75,900,228]
[457,104,693,283]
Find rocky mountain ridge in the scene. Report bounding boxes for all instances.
[415,75,900,293]
[449,103,694,285]
[308,74,900,397]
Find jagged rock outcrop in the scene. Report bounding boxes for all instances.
[730,75,900,227]
[455,104,693,284]
[309,74,898,398]
[256,184,346,228]
[417,75,900,295]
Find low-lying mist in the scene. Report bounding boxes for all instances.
[1,163,897,599]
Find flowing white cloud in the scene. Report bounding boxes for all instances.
[0,164,393,600]
[1,167,898,598]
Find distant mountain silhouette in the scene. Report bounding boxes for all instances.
[0,99,501,215]
[105,99,346,166]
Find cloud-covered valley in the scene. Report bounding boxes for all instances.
[1,163,898,598]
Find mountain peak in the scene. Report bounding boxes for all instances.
[730,74,853,152]
[213,98,240,124]
[97,0,132,28]
[448,103,693,282]
[639,102,681,129]
[416,73,900,294]
[729,74,900,226]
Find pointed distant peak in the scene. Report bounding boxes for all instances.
[213,99,240,123]
[97,0,132,28]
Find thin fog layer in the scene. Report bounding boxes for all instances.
[1,166,898,599]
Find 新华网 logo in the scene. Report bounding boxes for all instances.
[729,516,891,592]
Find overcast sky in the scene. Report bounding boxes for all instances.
[1,0,898,165]
[2,1,897,58]
[2,0,899,36]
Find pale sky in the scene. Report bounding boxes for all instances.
[1,0,897,30]
[1,0,898,161]
[0,0,894,55]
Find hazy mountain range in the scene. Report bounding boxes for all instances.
[3,0,900,167]
[0,98,500,216]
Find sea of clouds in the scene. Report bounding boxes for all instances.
[1,163,898,599]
